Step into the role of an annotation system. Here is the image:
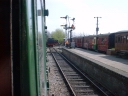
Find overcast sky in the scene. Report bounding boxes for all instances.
[38,0,128,36]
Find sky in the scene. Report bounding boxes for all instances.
[39,0,128,36]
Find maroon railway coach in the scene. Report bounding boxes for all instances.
[97,33,115,53]
[73,36,83,47]
[83,35,97,50]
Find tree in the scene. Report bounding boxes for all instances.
[51,29,65,44]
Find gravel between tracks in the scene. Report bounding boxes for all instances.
[46,48,70,96]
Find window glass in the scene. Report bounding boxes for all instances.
[94,39,95,44]
[118,36,121,43]
[115,37,117,43]
[102,38,104,43]
[127,36,128,43]
[92,39,93,43]
[121,36,122,43]
[123,36,126,43]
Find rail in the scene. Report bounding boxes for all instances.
[50,47,115,96]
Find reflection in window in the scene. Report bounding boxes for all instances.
[127,36,128,43]
[118,36,121,43]
[123,36,126,43]
[92,39,94,44]
[102,38,104,43]
[115,37,117,43]
[121,36,122,43]
[94,39,95,44]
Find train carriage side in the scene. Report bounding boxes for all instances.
[88,36,94,50]
[0,0,48,96]
[89,35,97,50]
[115,31,128,52]
[74,36,83,47]
[97,33,115,53]
[83,36,89,49]
[75,37,79,47]
[93,36,97,50]
[79,37,83,48]
[108,33,115,49]
[83,35,97,50]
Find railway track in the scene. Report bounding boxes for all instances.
[50,47,115,96]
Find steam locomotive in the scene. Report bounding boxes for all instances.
[46,38,58,47]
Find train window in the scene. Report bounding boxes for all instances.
[102,38,104,43]
[121,36,122,43]
[104,38,106,41]
[127,36,128,43]
[97,38,99,43]
[92,39,94,44]
[123,36,126,43]
[122,36,123,43]
[115,37,117,43]
[118,36,121,43]
[94,39,96,44]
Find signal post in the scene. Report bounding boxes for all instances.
[60,16,75,48]
[94,17,102,35]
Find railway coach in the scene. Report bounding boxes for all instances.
[73,31,128,55]
[97,33,115,52]
[0,0,49,96]
[115,31,128,51]
[83,35,97,50]
[73,33,115,53]
[115,31,128,58]
[73,36,83,47]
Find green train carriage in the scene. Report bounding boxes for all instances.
[0,0,48,96]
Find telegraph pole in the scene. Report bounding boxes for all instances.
[94,17,101,35]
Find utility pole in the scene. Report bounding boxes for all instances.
[94,17,101,35]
